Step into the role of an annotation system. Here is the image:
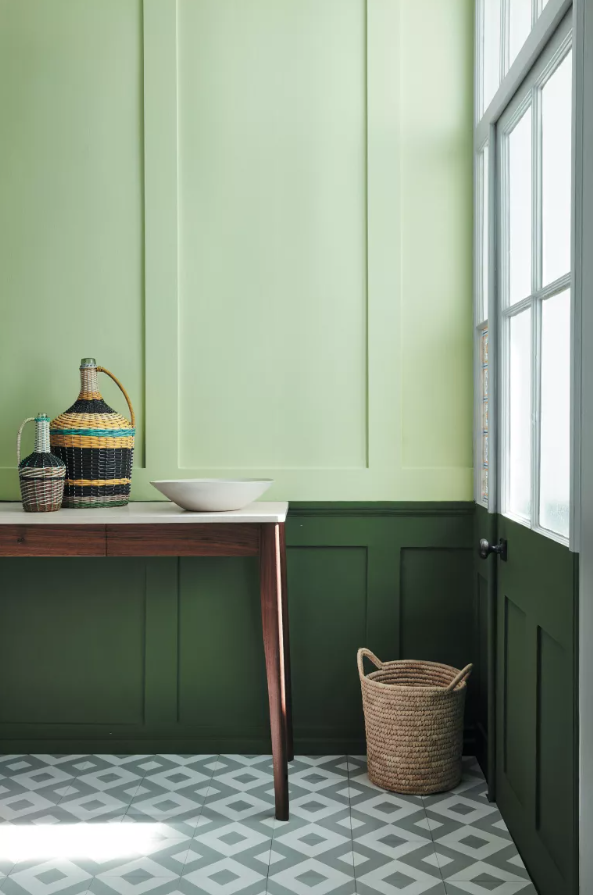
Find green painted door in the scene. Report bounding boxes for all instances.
[493,519,577,895]
[474,504,497,798]
[481,16,578,893]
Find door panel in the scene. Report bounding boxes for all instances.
[496,515,577,895]
[474,505,497,795]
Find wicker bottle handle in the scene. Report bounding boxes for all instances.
[357,648,384,679]
[16,418,35,466]
[446,663,473,691]
[97,366,136,428]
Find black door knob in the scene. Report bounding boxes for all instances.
[479,537,507,561]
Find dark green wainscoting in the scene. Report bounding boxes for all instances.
[0,503,475,754]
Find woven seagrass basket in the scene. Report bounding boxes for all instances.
[50,359,135,508]
[358,649,472,795]
[17,414,66,512]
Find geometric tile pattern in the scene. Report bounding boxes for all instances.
[0,755,537,895]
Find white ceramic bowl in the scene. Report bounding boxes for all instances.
[149,478,273,512]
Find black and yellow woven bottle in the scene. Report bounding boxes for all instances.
[50,359,135,508]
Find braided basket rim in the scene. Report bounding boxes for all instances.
[363,659,469,693]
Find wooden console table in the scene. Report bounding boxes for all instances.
[0,501,293,820]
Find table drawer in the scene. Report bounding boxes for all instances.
[106,523,261,556]
[0,525,106,556]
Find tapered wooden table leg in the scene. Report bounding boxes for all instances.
[279,522,294,762]
[260,523,289,820]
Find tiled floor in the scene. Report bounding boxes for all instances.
[0,754,537,895]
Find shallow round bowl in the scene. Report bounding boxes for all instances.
[149,478,273,512]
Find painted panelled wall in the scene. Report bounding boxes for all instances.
[0,506,475,753]
[0,1,475,751]
[0,0,474,502]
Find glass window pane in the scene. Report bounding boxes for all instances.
[481,329,490,504]
[540,291,570,537]
[483,0,501,113]
[542,52,572,287]
[509,308,532,520]
[482,146,490,321]
[509,0,532,68]
[508,107,532,304]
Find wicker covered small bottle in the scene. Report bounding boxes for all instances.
[17,413,66,512]
[50,358,136,508]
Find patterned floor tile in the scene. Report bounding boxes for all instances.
[0,824,194,879]
[444,883,536,894]
[355,851,447,895]
[55,784,140,826]
[430,832,528,883]
[1,859,93,895]
[181,856,266,895]
[268,856,355,895]
[0,754,537,895]
[90,859,181,895]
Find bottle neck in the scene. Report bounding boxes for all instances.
[79,365,101,400]
[34,418,50,454]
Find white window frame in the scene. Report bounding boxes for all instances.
[473,0,576,547]
[497,20,572,545]
[476,0,563,124]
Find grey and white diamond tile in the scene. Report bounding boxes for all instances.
[121,757,218,836]
[349,791,429,842]
[268,856,356,895]
[89,860,180,895]
[0,755,538,895]
[0,792,82,827]
[429,828,529,882]
[188,811,275,879]
[355,850,447,895]
[0,758,71,779]
[429,840,528,881]
[180,855,267,895]
[345,764,428,846]
[444,880,537,893]
[0,859,93,895]
[351,829,444,894]
[0,763,79,824]
[55,779,142,825]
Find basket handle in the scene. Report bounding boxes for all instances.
[16,418,35,466]
[357,648,384,680]
[446,663,473,691]
[97,366,136,428]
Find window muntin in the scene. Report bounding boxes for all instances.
[498,34,573,542]
[478,0,559,123]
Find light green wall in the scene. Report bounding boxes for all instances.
[0,0,474,501]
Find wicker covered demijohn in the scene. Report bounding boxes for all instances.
[50,358,136,508]
[358,649,472,795]
[17,414,66,512]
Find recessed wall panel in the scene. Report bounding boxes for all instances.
[177,0,367,469]
[504,596,529,803]
[0,558,146,724]
[400,548,473,671]
[0,0,146,467]
[537,627,572,876]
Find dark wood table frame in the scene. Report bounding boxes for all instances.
[0,520,293,820]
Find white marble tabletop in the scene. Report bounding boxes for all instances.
[0,501,289,525]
